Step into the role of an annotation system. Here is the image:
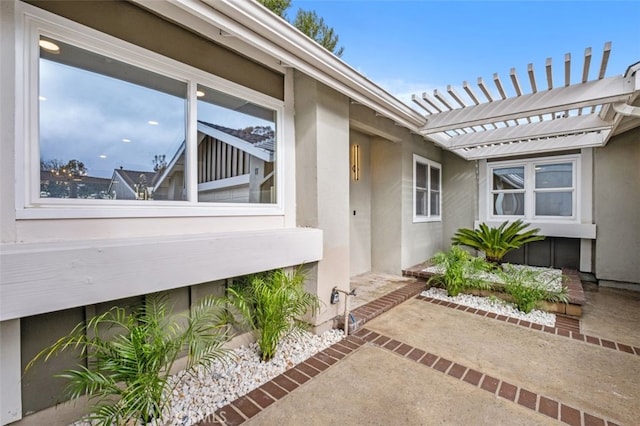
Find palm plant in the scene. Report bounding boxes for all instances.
[226,268,320,361]
[452,220,545,265]
[428,246,493,296]
[497,265,569,313]
[25,293,232,425]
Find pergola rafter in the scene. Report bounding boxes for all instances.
[412,43,640,160]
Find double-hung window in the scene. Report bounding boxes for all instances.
[489,155,577,221]
[413,154,441,222]
[20,9,284,218]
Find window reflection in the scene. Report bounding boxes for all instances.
[39,37,187,200]
[196,85,277,203]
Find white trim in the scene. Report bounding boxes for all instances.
[474,220,596,239]
[15,3,286,219]
[198,174,249,192]
[412,154,442,223]
[486,154,580,223]
[133,0,425,131]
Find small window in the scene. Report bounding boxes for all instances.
[488,156,577,221]
[413,155,441,222]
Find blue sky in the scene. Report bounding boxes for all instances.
[290,1,640,105]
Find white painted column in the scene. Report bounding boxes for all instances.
[580,148,594,272]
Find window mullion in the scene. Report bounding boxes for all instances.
[186,81,198,203]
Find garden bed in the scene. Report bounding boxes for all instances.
[403,262,585,317]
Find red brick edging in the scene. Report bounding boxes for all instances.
[198,336,367,425]
[354,328,622,426]
[416,295,640,357]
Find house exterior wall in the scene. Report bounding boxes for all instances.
[594,127,640,286]
[401,135,444,269]
[294,71,351,328]
[441,151,477,248]
[349,130,372,276]
[0,3,317,423]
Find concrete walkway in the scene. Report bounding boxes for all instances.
[204,279,640,426]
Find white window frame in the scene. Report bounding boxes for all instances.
[15,3,286,219]
[487,154,580,223]
[413,154,441,223]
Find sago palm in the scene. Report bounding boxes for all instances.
[452,220,544,265]
[25,293,232,425]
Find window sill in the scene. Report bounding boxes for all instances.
[474,220,596,239]
[413,216,442,224]
[15,203,285,220]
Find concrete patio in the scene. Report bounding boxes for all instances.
[202,275,640,426]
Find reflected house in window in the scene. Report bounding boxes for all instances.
[154,121,275,203]
[108,169,160,200]
[107,121,275,202]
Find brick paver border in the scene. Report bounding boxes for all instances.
[415,295,640,357]
[354,328,622,426]
[198,280,635,425]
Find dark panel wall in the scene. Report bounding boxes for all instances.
[503,237,580,269]
[27,0,284,100]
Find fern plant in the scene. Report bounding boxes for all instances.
[498,265,569,313]
[25,293,232,425]
[452,220,545,265]
[226,267,320,362]
[428,246,493,296]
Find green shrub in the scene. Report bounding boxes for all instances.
[25,293,232,425]
[226,267,320,361]
[499,265,569,313]
[452,220,545,265]
[428,246,493,296]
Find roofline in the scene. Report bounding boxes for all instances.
[132,0,426,131]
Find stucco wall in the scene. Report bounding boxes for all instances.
[441,151,477,248]
[400,136,444,269]
[349,131,372,276]
[594,127,640,284]
[294,72,351,327]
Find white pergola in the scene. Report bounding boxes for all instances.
[413,43,640,160]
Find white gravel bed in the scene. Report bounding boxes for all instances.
[164,329,343,425]
[423,263,563,292]
[421,287,556,327]
[70,329,343,426]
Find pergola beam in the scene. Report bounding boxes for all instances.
[453,131,609,160]
[444,114,612,149]
[421,75,633,133]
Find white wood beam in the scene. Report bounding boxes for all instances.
[582,47,592,83]
[445,114,612,149]
[421,75,633,133]
[447,85,467,107]
[411,94,436,115]
[455,131,609,160]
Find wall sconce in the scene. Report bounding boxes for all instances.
[351,144,360,181]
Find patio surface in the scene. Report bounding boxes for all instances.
[202,274,640,426]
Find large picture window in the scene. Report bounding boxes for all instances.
[413,155,441,222]
[489,156,577,221]
[23,13,283,218]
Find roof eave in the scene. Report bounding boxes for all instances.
[132,0,425,132]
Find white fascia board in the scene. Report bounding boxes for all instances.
[423,76,634,133]
[133,0,425,131]
[459,131,608,160]
[443,114,612,150]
